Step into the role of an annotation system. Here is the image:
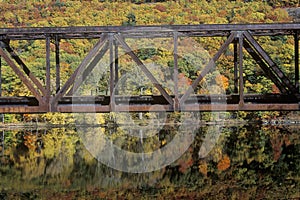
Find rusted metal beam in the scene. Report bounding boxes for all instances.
[115,34,174,106]
[295,30,299,91]
[51,35,108,111]
[0,96,37,103]
[0,24,298,114]
[182,104,300,112]
[0,93,298,113]
[0,106,48,113]
[55,36,60,93]
[243,40,288,93]
[180,32,235,105]
[45,37,51,107]
[238,32,244,106]
[109,34,115,111]
[0,23,299,40]
[0,47,43,104]
[114,40,119,86]
[0,55,1,97]
[69,41,109,95]
[233,40,238,94]
[0,94,297,105]
[243,31,297,94]
[0,41,46,96]
[173,32,179,111]
[57,105,110,113]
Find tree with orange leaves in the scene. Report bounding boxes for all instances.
[217,154,230,171]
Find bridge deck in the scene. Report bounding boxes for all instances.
[0,94,298,113]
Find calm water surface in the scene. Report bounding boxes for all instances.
[0,122,299,199]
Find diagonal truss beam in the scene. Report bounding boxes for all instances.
[243,31,297,94]
[0,47,44,104]
[114,34,174,105]
[1,41,46,96]
[179,32,236,104]
[68,42,109,95]
[51,34,108,110]
[243,40,288,93]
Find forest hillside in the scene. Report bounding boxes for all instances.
[0,0,299,123]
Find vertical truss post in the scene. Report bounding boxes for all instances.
[51,35,108,110]
[0,55,1,97]
[0,130,4,158]
[109,34,115,111]
[233,39,238,94]
[173,32,179,111]
[46,36,51,108]
[295,30,299,92]
[238,32,244,106]
[55,36,60,94]
[114,40,119,94]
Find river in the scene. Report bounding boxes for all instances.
[0,119,299,199]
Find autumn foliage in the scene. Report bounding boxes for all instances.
[215,74,229,90]
[198,160,208,176]
[217,154,231,171]
[0,0,297,123]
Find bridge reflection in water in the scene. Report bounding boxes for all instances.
[0,123,299,198]
[0,23,299,113]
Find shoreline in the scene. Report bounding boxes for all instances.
[0,119,299,130]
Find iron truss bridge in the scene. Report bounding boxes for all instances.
[0,23,299,113]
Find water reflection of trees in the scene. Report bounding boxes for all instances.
[0,124,299,198]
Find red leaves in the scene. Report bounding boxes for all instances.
[154,4,167,12]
